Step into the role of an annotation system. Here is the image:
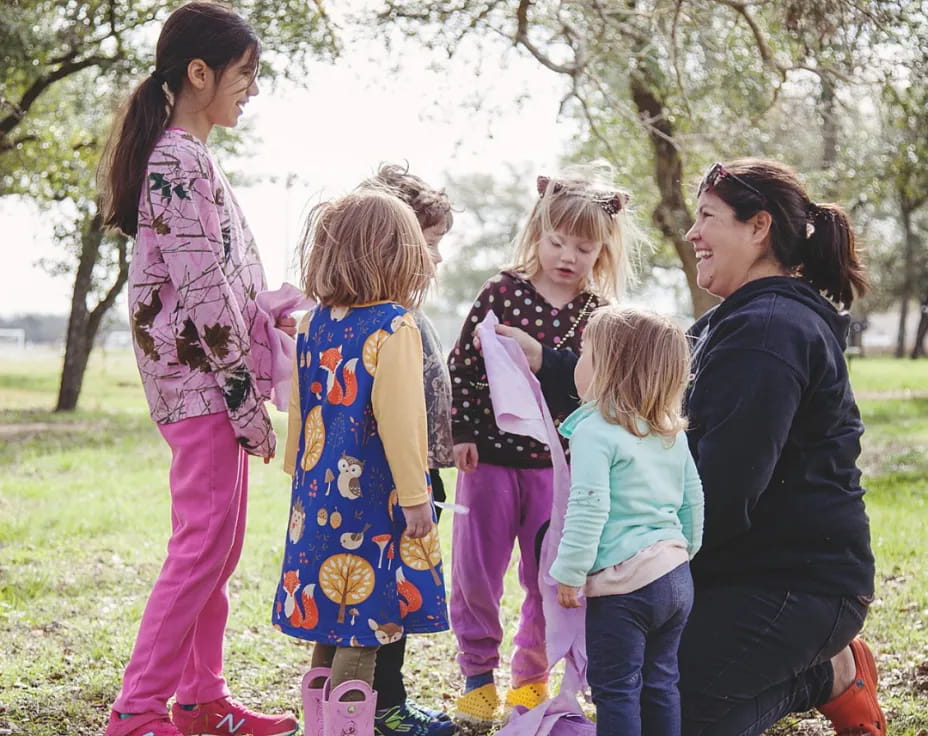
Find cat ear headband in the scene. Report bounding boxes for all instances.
[536,175,629,216]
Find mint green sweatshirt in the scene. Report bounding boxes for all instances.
[549,404,704,588]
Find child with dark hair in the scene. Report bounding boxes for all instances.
[98,3,297,736]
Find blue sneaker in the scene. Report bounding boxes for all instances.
[409,700,452,722]
[375,703,459,735]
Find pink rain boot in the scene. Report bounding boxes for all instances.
[323,679,377,736]
[301,667,331,736]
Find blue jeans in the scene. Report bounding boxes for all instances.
[678,585,869,736]
[586,563,694,736]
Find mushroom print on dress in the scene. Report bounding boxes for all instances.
[272,303,449,646]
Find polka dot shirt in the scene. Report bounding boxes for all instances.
[448,270,603,468]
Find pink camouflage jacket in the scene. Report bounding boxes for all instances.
[128,127,275,458]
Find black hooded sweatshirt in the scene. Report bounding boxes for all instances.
[684,276,874,596]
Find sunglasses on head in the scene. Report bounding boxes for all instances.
[700,162,767,205]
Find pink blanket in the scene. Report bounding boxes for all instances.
[254,283,315,412]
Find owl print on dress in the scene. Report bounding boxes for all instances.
[337,453,364,499]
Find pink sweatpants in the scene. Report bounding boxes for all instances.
[113,412,248,716]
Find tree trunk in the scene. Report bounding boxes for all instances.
[629,74,719,318]
[894,202,916,358]
[820,75,839,198]
[911,293,928,359]
[55,210,129,411]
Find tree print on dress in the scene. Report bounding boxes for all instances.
[318,553,375,624]
[400,526,442,586]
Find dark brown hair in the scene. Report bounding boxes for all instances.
[698,158,869,308]
[99,1,259,236]
[361,163,454,233]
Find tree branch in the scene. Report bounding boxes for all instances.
[712,0,787,78]
[0,54,119,138]
[514,0,580,76]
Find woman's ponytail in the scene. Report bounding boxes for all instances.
[99,74,170,237]
[802,203,869,309]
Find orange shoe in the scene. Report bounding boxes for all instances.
[818,638,886,735]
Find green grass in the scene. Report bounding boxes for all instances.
[846,354,928,396]
[1,353,926,734]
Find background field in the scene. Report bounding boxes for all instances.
[1,349,926,735]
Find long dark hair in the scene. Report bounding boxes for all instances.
[99,1,259,236]
[699,158,869,308]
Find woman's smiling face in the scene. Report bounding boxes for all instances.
[686,190,773,299]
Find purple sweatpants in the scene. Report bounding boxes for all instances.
[113,412,247,716]
[451,462,552,687]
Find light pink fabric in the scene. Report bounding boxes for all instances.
[113,412,248,716]
[475,313,594,736]
[584,539,688,597]
[253,283,314,411]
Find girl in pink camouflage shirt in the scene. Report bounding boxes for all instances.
[98,4,297,736]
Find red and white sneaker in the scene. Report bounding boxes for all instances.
[171,698,298,736]
[105,711,183,736]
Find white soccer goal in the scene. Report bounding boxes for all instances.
[0,327,26,350]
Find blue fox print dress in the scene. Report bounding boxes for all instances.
[272,302,449,647]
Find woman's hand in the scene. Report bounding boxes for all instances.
[275,315,297,338]
[495,324,543,373]
[557,583,583,609]
[402,501,433,539]
[453,442,479,473]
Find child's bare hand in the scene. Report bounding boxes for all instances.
[495,324,543,373]
[275,315,297,338]
[453,442,479,473]
[402,502,433,539]
[557,583,582,608]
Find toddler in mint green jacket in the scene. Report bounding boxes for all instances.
[550,305,703,736]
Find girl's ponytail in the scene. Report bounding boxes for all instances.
[803,203,869,309]
[100,74,170,236]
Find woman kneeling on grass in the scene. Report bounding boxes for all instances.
[678,158,883,736]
